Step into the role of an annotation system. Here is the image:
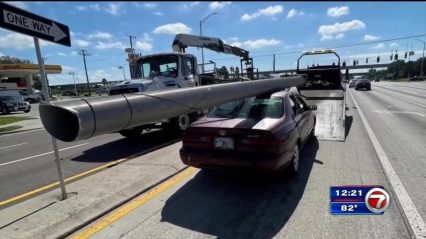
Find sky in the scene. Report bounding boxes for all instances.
[0,1,425,85]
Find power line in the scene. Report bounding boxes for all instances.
[208,33,426,61]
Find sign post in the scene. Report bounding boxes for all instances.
[0,2,71,200]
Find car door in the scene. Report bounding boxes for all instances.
[289,94,308,140]
[295,94,314,139]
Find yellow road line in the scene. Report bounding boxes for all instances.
[0,158,128,207]
[71,167,197,239]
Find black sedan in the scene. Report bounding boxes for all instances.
[355,79,371,90]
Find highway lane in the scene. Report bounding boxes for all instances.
[79,88,415,239]
[0,128,181,204]
[351,82,426,221]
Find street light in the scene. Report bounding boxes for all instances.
[414,39,425,76]
[199,12,218,74]
[68,72,77,95]
[117,66,127,80]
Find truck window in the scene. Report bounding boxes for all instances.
[182,57,195,76]
[136,55,179,78]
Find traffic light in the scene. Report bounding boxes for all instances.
[366,58,369,64]
[377,56,380,63]
[353,60,356,66]
[395,52,398,60]
[356,59,359,65]
[342,61,346,67]
[390,54,393,61]
[404,52,408,59]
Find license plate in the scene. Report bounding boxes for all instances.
[214,137,234,150]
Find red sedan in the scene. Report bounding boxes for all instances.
[179,89,317,174]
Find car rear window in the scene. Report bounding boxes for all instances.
[207,96,284,119]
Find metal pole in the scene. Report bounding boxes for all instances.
[199,20,205,74]
[122,68,126,80]
[81,50,91,96]
[76,73,81,95]
[273,54,276,72]
[33,37,67,200]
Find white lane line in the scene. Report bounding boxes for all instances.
[374,87,426,108]
[349,89,426,238]
[0,142,28,150]
[0,143,89,167]
[0,128,44,138]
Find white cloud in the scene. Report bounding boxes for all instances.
[241,5,283,21]
[5,1,28,9]
[76,4,100,12]
[318,19,365,40]
[389,42,399,47]
[91,69,110,82]
[74,39,92,47]
[105,3,124,16]
[95,41,124,50]
[136,41,153,51]
[0,52,4,57]
[153,11,164,16]
[144,3,157,8]
[287,9,297,19]
[180,2,200,11]
[0,32,50,50]
[230,39,281,49]
[209,1,231,10]
[87,31,113,40]
[335,33,344,39]
[364,34,380,41]
[57,52,67,56]
[371,43,385,49]
[327,6,349,17]
[62,65,76,72]
[153,23,192,35]
[70,51,78,56]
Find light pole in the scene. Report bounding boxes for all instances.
[68,72,77,95]
[415,39,425,76]
[118,66,126,80]
[199,12,218,74]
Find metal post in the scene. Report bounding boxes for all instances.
[273,54,276,72]
[199,21,204,74]
[199,12,218,75]
[34,37,67,200]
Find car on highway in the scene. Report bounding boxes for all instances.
[0,95,31,114]
[355,78,371,90]
[179,89,317,174]
[348,79,358,88]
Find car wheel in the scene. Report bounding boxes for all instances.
[288,144,300,177]
[119,127,144,138]
[367,87,371,91]
[24,109,30,113]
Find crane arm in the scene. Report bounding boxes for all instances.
[172,34,249,60]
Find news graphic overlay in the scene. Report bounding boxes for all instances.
[330,186,391,215]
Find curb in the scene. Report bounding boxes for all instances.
[0,127,44,136]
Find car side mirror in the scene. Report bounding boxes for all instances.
[309,105,317,110]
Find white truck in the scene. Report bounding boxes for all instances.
[109,34,253,138]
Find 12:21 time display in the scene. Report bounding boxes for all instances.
[335,189,363,197]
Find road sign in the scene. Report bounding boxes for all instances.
[365,187,390,213]
[0,2,71,46]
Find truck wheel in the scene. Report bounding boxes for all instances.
[119,127,144,138]
[171,114,191,131]
[24,109,30,113]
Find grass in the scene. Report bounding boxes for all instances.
[0,125,22,132]
[0,116,33,126]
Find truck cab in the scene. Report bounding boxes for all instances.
[110,53,200,96]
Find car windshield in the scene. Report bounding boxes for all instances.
[0,95,21,101]
[207,96,284,119]
[135,55,178,78]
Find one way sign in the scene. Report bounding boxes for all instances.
[0,2,71,47]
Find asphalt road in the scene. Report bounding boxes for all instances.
[0,128,181,204]
[85,82,425,239]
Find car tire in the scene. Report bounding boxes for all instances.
[367,87,371,91]
[288,144,300,177]
[119,127,144,138]
[2,107,9,115]
[24,109,30,113]
[168,114,191,133]
[309,119,316,140]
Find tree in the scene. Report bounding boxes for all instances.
[33,75,42,90]
[217,66,230,79]
[0,55,32,64]
[102,78,108,86]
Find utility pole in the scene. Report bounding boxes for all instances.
[273,54,276,72]
[415,39,425,76]
[41,57,50,97]
[126,34,136,79]
[77,49,91,96]
[126,34,136,49]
